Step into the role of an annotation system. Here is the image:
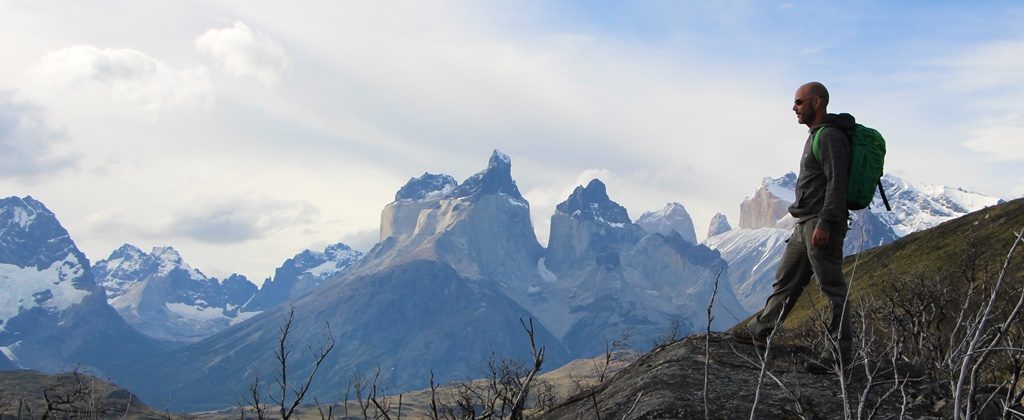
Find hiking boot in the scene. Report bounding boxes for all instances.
[730,328,766,348]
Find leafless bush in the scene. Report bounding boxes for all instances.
[567,328,631,397]
[36,367,118,420]
[704,269,722,420]
[430,318,546,420]
[242,304,335,420]
[344,366,399,420]
[652,316,684,349]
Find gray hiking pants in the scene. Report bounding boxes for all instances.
[747,217,852,359]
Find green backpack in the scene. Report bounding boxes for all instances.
[812,123,891,211]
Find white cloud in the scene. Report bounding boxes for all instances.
[964,119,1024,161]
[0,95,80,181]
[195,21,291,84]
[942,39,1024,92]
[80,195,319,245]
[23,45,211,120]
[166,195,319,243]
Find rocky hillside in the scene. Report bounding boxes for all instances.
[540,334,945,419]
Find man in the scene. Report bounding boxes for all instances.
[735,81,854,373]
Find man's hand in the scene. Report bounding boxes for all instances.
[811,227,830,248]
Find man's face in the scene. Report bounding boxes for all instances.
[792,89,817,125]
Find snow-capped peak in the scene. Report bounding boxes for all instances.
[1,197,47,235]
[490,149,511,166]
[153,246,186,268]
[637,202,697,243]
[707,213,732,238]
[114,243,145,257]
[324,243,361,260]
[762,172,797,203]
[450,149,524,201]
[0,196,51,230]
[556,179,631,228]
[149,246,207,280]
[392,151,524,204]
[875,174,1003,236]
[395,173,458,201]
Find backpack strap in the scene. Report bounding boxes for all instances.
[811,125,828,162]
[877,181,892,211]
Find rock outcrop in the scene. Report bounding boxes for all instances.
[541,334,943,419]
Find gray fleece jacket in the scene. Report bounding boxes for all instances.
[788,113,853,232]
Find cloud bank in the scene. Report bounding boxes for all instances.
[167,196,319,244]
[195,21,291,84]
[24,45,211,119]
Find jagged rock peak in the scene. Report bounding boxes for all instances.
[324,242,359,258]
[152,246,184,265]
[149,246,206,279]
[707,213,732,238]
[739,173,796,230]
[108,243,147,260]
[1,196,87,271]
[395,173,457,201]
[637,202,697,244]
[450,149,525,201]
[221,273,250,284]
[95,244,157,276]
[762,172,797,202]
[1,196,51,230]
[555,179,631,226]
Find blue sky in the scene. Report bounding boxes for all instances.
[1,1,1022,282]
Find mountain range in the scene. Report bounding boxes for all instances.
[0,151,1006,412]
[90,242,364,344]
[93,245,258,344]
[99,151,741,411]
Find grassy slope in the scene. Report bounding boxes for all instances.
[781,197,1024,330]
[0,370,167,419]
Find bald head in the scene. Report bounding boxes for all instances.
[798,82,829,106]
[793,82,830,127]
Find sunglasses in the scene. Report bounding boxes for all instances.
[794,97,821,106]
